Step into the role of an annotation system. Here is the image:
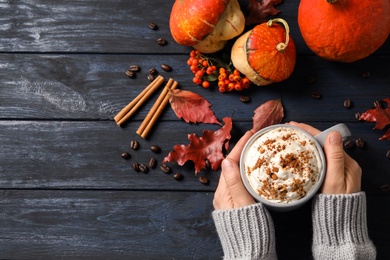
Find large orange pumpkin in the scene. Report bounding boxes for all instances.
[231,18,296,86]
[298,0,390,62]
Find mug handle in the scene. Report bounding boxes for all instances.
[314,123,351,147]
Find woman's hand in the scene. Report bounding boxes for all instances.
[288,122,361,194]
[213,130,256,210]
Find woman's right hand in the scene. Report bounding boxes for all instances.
[288,122,361,194]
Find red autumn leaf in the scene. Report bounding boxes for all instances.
[359,98,390,140]
[169,89,221,125]
[252,99,284,132]
[244,0,283,25]
[163,117,232,174]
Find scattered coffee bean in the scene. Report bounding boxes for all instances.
[380,184,390,192]
[139,163,149,173]
[160,163,171,174]
[373,100,382,108]
[343,140,355,150]
[128,64,140,72]
[121,152,131,160]
[198,176,209,185]
[386,149,390,159]
[173,173,183,181]
[125,70,136,78]
[343,98,352,109]
[156,38,167,46]
[355,112,361,121]
[149,68,158,75]
[147,74,155,82]
[239,95,251,103]
[355,137,366,149]
[361,71,371,78]
[205,158,211,170]
[311,91,322,99]
[149,157,157,169]
[305,75,316,84]
[161,64,172,72]
[149,22,158,30]
[130,140,140,150]
[132,162,140,172]
[150,145,161,153]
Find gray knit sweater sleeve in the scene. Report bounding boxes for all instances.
[312,192,376,260]
[212,203,277,260]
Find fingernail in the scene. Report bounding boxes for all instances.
[329,131,342,145]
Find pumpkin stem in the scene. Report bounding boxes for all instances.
[326,0,338,3]
[267,18,290,53]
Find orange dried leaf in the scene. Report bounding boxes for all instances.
[163,117,232,174]
[252,99,284,132]
[359,98,390,140]
[169,89,221,125]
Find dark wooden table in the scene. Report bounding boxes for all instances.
[0,1,389,259]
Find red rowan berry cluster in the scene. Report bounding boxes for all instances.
[187,50,217,89]
[217,68,251,92]
[187,50,251,92]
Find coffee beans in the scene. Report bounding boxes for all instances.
[139,163,149,173]
[173,173,183,181]
[128,65,140,72]
[311,91,322,99]
[130,140,139,150]
[149,22,158,30]
[147,74,155,82]
[355,137,366,149]
[198,176,209,185]
[355,112,361,121]
[343,140,355,150]
[121,152,131,160]
[239,95,251,103]
[160,163,171,174]
[132,162,140,172]
[361,71,371,78]
[150,145,161,153]
[149,157,157,169]
[156,38,167,46]
[161,64,172,72]
[125,70,136,78]
[149,68,158,75]
[305,75,316,84]
[343,98,352,109]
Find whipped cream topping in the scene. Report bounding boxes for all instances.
[243,127,323,203]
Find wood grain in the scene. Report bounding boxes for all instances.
[0,0,389,259]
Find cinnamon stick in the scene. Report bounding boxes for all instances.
[114,75,165,126]
[137,79,179,139]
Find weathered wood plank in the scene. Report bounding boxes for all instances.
[0,120,388,194]
[0,190,388,259]
[0,0,389,55]
[0,54,389,121]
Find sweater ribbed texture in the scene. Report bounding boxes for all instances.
[312,192,376,260]
[212,203,277,260]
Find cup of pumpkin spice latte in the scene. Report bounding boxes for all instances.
[239,123,351,211]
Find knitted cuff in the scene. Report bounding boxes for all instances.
[212,203,277,260]
[312,192,376,260]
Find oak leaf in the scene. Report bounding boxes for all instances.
[252,99,284,132]
[359,98,390,140]
[163,117,232,174]
[169,89,221,125]
[244,0,283,25]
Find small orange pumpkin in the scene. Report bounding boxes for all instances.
[298,0,390,62]
[169,0,245,53]
[231,18,296,86]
